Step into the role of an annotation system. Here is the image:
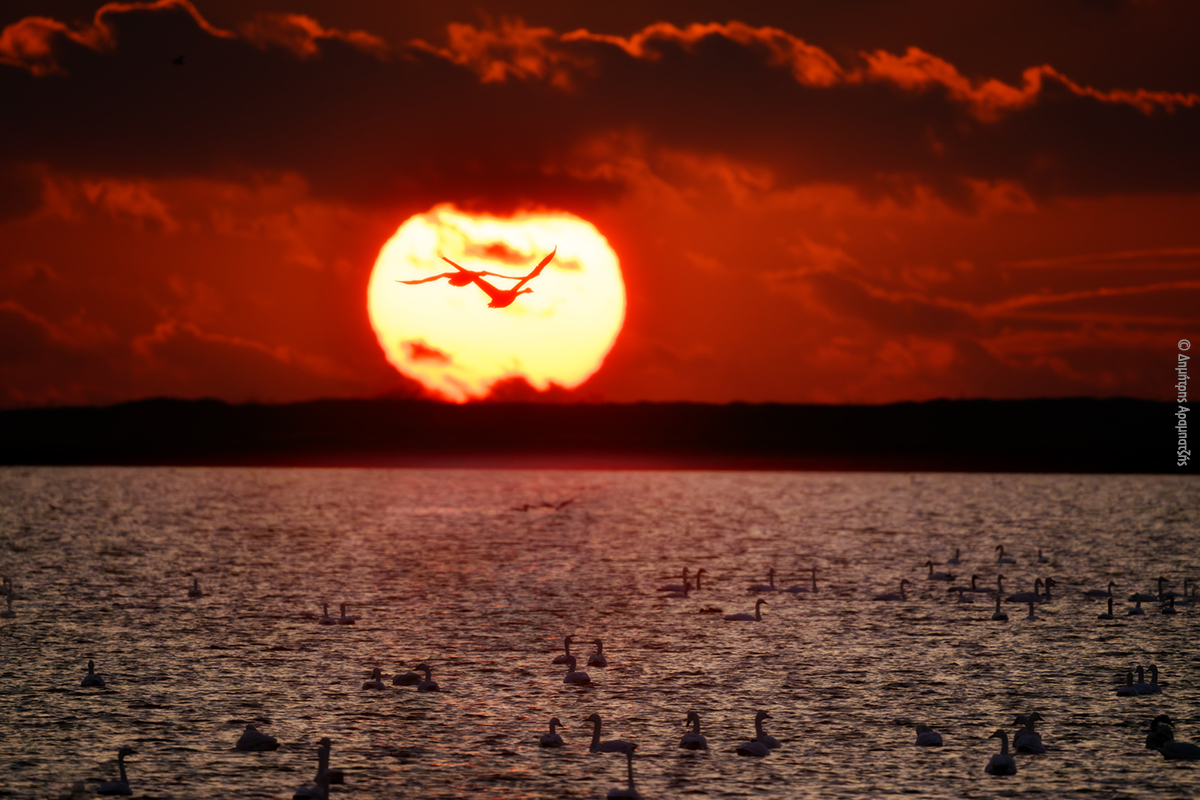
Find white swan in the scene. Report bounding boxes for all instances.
[414,663,439,692]
[1085,580,1117,598]
[587,639,608,668]
[361,667,386,690]
[946,548,962,565]
[915,724,943,746]
[995,545,1016,565]
[606,745,642,799]
[874,579,911,601]
[97,747,135,795]
[540,717,566,748]
[392,665,421,686]
[81,659,105,688]
[1013,712,1046,753]
[337,603,356,624]
[984,730,1016,775]
[735,711,777,756]
[1097,597,1115,619]
[563,655,590,685]
[235,723,280,751]
[679,711,708,750]
[188,578,203,599]
[1115,670,1139,696]
[747,568,777,593]
[318,603,337,625]
[783,566,818,593]
[724,598,767,621]
[586,713,635,753]
[990,595,1008,621]
[551,635,575,664]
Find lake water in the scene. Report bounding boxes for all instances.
[1,467,1197,799]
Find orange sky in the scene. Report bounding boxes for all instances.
[1,0,1197,407]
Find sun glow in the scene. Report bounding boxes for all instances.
[367,204,626,402]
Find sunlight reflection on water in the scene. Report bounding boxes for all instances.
[1,468,1197,799]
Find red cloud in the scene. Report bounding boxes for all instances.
[240,13,387,60]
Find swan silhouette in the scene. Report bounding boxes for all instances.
[783,566,818,593]
[1085,580,1117,598]
[1006,578,1044,603]
[915,724,943,746]
[924,560,954,581]
[679,711,708,750]
[735,711,778,756]
[292,737,341,800]
[540,717,566,747]
[1013,712,1046,753]
[1037,548,1050,563]
[1097,597,1115,619]
[586,713,635,753]
[551,635,575,664]
[414,247,556,308]
[1146,714,1174,749]
[587,639,608,668]
[337,603,356,624]
[656,568,691,593]
[563,655,591,685]
[1128,599,1145,616]
[947,548,962,565]
[724,598,767,621]
[318,603,337,625]
[415,663,439,692]
[990,595,1008,621]
[362,667,386,690]
[188,578,203,598]
[995,545,1016,564]
[392,665,421,686]
[984,730,1016,775]
[235,724,280,751]
[1115,670,1139,696]
[747,568,777,592]
[97,746,135,795]
[81,659,105,688]
[874,579,911,601]
[606,746,642,799]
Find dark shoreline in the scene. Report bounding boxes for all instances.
[0,396,1183,473]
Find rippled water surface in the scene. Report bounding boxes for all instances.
[2,468,1198,799]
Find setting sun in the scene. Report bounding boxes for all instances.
[367,204,626,402]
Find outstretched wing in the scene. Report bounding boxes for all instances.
[396,272,458,285]
[511,246,557,291]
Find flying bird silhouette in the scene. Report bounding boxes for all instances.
[399,247,557,309]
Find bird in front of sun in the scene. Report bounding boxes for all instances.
[398,246,557,309]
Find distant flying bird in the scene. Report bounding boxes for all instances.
[400,247,557,308]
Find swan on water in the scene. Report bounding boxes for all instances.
[293,737,340,800]
[1036,548,1049,563]
[1147,664,1166,692]
[1085,580,1117,598]
[995,545,1016,565]
[414,663,439,692]
[946,548,962,565]
[587,639,609,668]
[984,730,1017,775]
[97,747,135,795]
[735,711,778,756]
[551,635,575,664]
[1133,665,1161,694]
[235,723,280,751]
[656,567,691,593]
[724,598,767,621]
[874,579,911,601]
[949,586,975,603]
[318,603,337,625]
[1128,599,1145,616]
[362,667,386,690]
[1097,597,1115,619]
[990,595,1008,621]
[563,655,591,685]
[1115,670,1139,696]
[1006,578,1044,603]
[1161,597,1178,614]
[747,568,777,593]
[606,745,642,799]
[1146,715,1174,749]
[914,724,943,746]
[586,713,636,753]
[81,659,105,688]
[924,560,954,581]
[679,711,708,750]
[337,603,356,624]
[188,578,203,599]
[392,665,421,686]
[1158,740,1200,761]
[1,595,14,618]
[1024,601,1039,621]
[1012,712,1046,753]
[783,566,818,593]
[540,717,566,748]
